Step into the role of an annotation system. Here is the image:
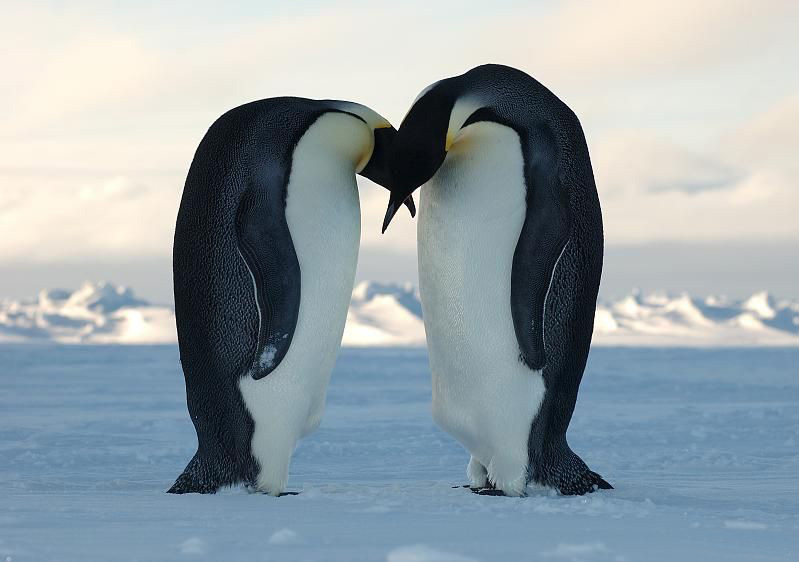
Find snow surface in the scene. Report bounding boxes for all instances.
[2,281,798,347]
[1,345,797,561]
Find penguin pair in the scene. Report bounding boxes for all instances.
[170,65,611,497]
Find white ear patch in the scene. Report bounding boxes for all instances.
[446,97,483,151]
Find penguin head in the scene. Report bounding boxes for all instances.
[358,125,395,189]
[355,121,416,218]
[381,82,461,233]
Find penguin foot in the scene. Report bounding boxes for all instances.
[471,487,506,496]
[467,456,488,489]
[245,484,299,497]
[452,484,507,496]
[487,455,528,497]
[250,445,292,496]
[249,480,289,497]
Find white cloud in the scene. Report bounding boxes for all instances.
[6,1,795,139]
[1,1,797,266]
[518,0,797,80]
[0,175,180,262]
[0,172,408,262]
[7,35,155,134]
[721,94,799,172]
[2,95,796,262]
[594,132,742,195]
[599,167,798,244]
[595,95,799,244]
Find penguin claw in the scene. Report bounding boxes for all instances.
[277,491,300,497]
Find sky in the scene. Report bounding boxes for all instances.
[1,0,798,303]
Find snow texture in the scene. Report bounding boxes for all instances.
[2,281,798,347]
[1,345,797,561]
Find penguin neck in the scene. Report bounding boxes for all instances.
[284,110,363,292]
[327,100,391,131]
[295,111,374,177]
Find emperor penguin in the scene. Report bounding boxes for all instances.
[170,97,412,495]
[382,65,612,496]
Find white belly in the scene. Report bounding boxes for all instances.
[418,122,546,472]
[238,113,368,491]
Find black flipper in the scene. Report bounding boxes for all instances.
[510,124,571,371]
[234,177,301,380]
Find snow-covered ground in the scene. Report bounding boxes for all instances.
[1,345,797,561]
[2,281,798,347]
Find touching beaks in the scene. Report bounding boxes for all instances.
[382,199,399,234]
[382,194,416,233]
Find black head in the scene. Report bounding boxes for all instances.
[381,84,458,232]
[359,125,416,218]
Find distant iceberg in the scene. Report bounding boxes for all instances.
[591,290,799,347]
[0,281,175,344]
[343,282,426,347]
[1,281,797,347]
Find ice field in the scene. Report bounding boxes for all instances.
[2,281,798,347]
[1,345,797,561]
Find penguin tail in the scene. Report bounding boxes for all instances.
[167,452,226,494]
[532,446,613,496]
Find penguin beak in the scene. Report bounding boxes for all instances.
[382,193,414,233]
[404,195,416,218]
[358,125,415,221]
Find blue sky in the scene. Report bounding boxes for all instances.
[1,0,798,301]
